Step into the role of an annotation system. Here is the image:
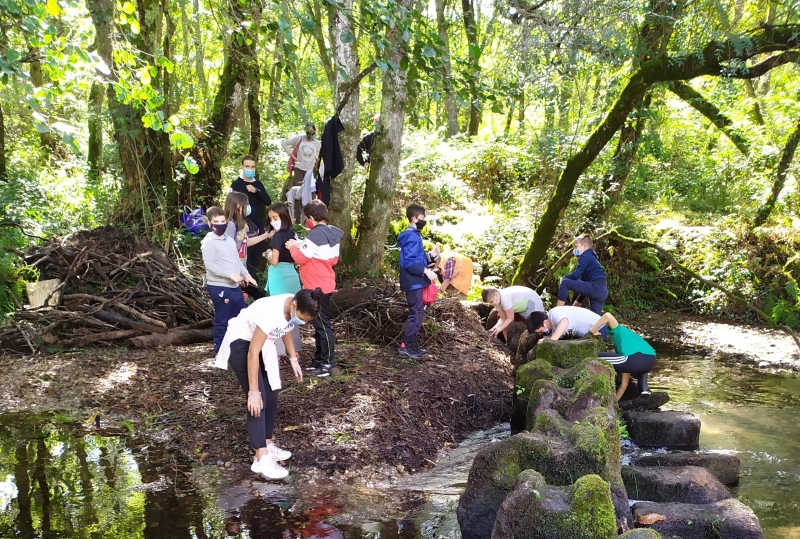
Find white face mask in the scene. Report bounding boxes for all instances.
[270,219,282,231]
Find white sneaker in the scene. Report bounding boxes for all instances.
[267,443,292,461]
[251,455,289,480]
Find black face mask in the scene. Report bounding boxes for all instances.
[212,223,227,235]
[416,219,427,230]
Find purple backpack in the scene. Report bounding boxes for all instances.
[180,207,211,235]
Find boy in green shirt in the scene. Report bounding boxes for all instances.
[588,313,656,401]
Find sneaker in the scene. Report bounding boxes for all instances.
[304,361,322,372]
[267,443,291,461]
[251,454,289,480]
[310,364,333,378]
[398,344,423,359]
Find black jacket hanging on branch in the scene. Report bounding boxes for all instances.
[318,116,345,204]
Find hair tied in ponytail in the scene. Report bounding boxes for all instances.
[312,287,324,301]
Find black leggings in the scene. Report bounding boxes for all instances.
[228,339,280,449]
[598,351,656,374]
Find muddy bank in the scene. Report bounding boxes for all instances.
[0,322,511,480]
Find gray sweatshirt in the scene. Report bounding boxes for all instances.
[201,232,251,288]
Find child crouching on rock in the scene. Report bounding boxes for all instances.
[588,312,656,401]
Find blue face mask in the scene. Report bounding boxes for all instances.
[245,205,252,217]
[243,169,256,179]
[291,309,306,326]
[573,248,581,257]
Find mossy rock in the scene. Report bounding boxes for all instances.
[616,530,663,539]
[515,329,541,367]
[490,472,618,539]
[516,359,555,399]
[535,339,599,369]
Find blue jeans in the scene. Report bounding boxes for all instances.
[404,288,424,348]
[558,278,608,315]
[208,285,247,352]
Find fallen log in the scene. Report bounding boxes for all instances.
[127,327,213,348]
[57,329,143,349]
[84,308,168,334]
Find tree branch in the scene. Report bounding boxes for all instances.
[0,221,46,241]
[606,229,800,352]
[334,61,378,117]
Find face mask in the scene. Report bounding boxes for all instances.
[243,169,256,179]
[212,223,227,236]
[306,131,315,139]
[291,308,306,326]
[542,327,551,335]
[373,123,380,131]
[270,219,282,231]
[245,205,252,217]
[573,248,581,257]
[416,219,427,230]
[305,219,315,230]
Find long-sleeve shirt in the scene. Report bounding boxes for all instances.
[398,226,430,291]
[563,248,606,282]
[356,132,376,166]
[230,176,271,230]
[201,232,250,288]
[281,135,321,173]
[288,224,343,294]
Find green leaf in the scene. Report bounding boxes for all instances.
[399,57,409,71]
[277,18,290,31]
[4,49,19,62]
[168,114,180,126]
[184,156,199,174]
[340,30,355,44]
[170,132,194,149]
[6,0,21,16]
[140,69,151,85]
[61,134,80,153]
[301,19,315,31]
[45,0,61,14]
[121,1,134,13]
[422,46,436,58]
[375,59,388,71]
[130,18,140,34]
[469,43,481,60]
[34,122,50,133]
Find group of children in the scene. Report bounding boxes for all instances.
[201,158,655,480]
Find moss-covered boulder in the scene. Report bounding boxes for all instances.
[623,410,701,450]
[489,471,618,539]
[507,321,528,354]
[629,451,740,486]
[459,340,630,539]
[632,499,763,538]
[622,465,731,504]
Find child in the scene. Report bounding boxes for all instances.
[263,203,301,296]
[557,234,608,315]
[286,200,343,377]
[224,191,269,300]
[527,306,607,341]
[588,313,656,401]
[482,286,544,341]
[201,206,257,352]
[397,204,439,359]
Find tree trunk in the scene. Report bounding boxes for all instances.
[248,80,262,158]
[308,0,335,90]
[513,24,800,285]
[34,436,52,535]
[279,0,307,121]
[327,0,360,261]
[266,30,284,122]
[0,102,6,182]
[745,79,766,125]
[162,1,177,214]
[188,0,262,205]
[754,116,800,226]
[15,444,34,538]
[461,0,480,136]
[192,0,208,105]
[435,0,458,137]
[354,2,413,272]
[29,51,63,155]
[666,81,751,155]
[87,81,105,186]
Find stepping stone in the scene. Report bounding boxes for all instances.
[619,392,670,411]
[622,465,730,504]
[623,411,700,450]
[631,498,763,539]
[630,451,740,486]
[616,530,664,538]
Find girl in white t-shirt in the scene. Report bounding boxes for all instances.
[215,288,324,479]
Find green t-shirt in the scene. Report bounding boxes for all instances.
[609,324,656,356]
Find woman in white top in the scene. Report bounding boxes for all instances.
[281,122,321,209]
[215,288,324,479]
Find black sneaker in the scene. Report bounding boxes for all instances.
[398,344,423,359]
[310,364,333,378]
[638,372,651,395]
[304,361,322,372]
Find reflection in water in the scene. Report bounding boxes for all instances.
[651,358,800,539]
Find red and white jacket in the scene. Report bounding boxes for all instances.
[289,224,344,294]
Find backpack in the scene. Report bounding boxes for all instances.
[423,281,439,305]
[180,207,211,236]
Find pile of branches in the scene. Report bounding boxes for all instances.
[0,227,212,353]
[331,283,488,347]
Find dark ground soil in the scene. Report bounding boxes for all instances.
[0,297,513,479]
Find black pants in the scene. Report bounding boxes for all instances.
[598,351,656,375]
[246,243,264,280]
[403,288,424,348]
[316,174,331,205]
[243,283,266,301]
[228,339,280,449]
[313,292,335,364]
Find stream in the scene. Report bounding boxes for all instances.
[1,347,799,538]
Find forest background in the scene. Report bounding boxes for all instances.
[1,0,800,329]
